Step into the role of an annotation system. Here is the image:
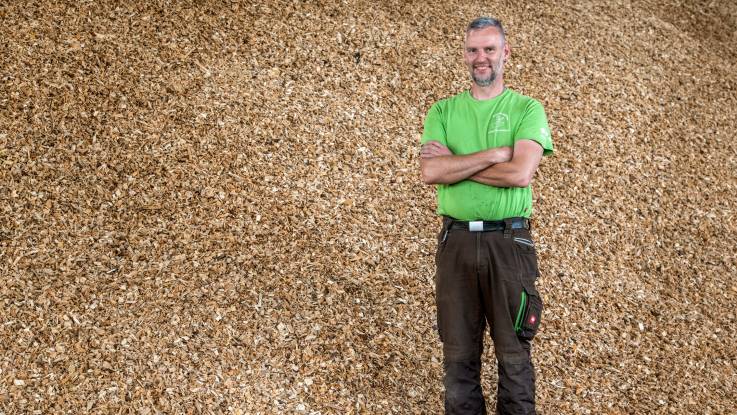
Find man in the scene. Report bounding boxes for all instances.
[420,17,554,414]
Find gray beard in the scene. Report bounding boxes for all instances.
[473,72,495,87]
[472,60,503,87]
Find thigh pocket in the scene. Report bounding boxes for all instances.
[513,236,539,277]
[513,284,543,340]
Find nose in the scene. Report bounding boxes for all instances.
[474,50,490,61]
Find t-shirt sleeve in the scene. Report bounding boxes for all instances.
[420,102,447,146]
[515,99,554,156]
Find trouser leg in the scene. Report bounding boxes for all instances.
[496,342,535,415]
[444,359,487,415]
[435,226,487,414]
[478,228,540,415]
[488,285,537,415]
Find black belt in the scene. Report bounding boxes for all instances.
[448,217,530,232]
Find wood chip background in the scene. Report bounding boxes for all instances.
[1,1,735,413]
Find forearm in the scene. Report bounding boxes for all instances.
[470,161,531,187]
[421,152,491,185]
[421,147,511,185]
[470,140,544,188]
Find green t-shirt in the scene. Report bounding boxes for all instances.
[421,88,553,220]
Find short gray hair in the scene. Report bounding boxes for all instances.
[466,17,506,43]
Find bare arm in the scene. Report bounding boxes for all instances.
[420,141,512,185]
[469,139,543,187]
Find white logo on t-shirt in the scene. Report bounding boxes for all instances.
[489,113,510,133]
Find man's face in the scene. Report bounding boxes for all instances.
[463,27,509,87]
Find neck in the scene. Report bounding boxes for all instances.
[470,81,505,100]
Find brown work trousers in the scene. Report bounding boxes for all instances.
[435,217,542,415]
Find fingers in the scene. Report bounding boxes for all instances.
[420,141,452,159]
[420,146,436,158]
[420,144,441,159]
[419,143,434,158]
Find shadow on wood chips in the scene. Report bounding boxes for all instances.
[1,1,735,414]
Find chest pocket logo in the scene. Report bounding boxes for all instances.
[488,113,510,134]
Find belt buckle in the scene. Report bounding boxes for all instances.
[469,221,484,232]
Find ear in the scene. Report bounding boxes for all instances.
[503,43,511,61]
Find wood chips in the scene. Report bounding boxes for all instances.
[1,0,735,413]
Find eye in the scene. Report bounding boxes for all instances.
[485,47,494,53]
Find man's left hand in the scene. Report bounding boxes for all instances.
[420,141,453,159]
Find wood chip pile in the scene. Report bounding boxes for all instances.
[1,0,735,413]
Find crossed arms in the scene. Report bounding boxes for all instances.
[420,139,544,187]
